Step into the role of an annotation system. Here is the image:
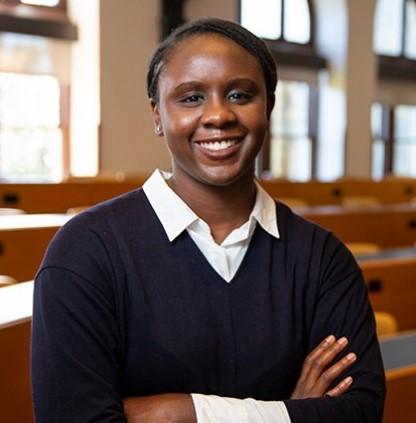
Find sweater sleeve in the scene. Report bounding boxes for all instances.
[284,236,386,422]
[31,215,127,423]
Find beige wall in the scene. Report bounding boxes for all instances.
[100,0,169,174]
[345,0,377,178]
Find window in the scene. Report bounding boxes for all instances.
[240,0,311,44]
[270,81,314,181]
[374,0,416,81]
[372,0,416,178]
[374,0,416,59]
[0,73,63,181]
[394,105,416,176]
[21,0,60,6]
[371,103,416,178]
[371,103,392,180]
[240,0,324,180]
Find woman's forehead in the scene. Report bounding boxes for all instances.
[162,33,264,77]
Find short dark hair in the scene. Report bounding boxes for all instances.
[147,18,277,112]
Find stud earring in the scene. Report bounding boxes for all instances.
[155,124,163,135]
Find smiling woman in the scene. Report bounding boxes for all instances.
[31,18,385,423]
[152,34,269,215]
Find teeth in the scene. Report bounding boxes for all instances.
[199,139,238,151]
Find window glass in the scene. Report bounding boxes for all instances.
[21,0,61,6]
[240,0,282,39]
[405,0,416,59]
[393,105,416,176]
[270,81,312,180]
[374,0,403,56]
[284,0,311,44]
[0,73,62,181]
[371,104,385,180]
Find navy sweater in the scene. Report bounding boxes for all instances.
[32,188,385,422]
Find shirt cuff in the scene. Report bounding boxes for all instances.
[191,393,291,423]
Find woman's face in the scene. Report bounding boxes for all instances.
[152,33,269,188]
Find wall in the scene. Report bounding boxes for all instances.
[100,0,168,175]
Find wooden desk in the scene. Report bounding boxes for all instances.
[357,247,416,331]
[0,214,72,282]
[0,281,34,423]
[259,179,416,205]
[0,180,144,213]
[380,331,416,423]
[298,203,416,248]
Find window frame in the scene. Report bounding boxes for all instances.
[238,0,324,179]
[376,0,416,82]
[0,0,77,40]
[238,0,326,70]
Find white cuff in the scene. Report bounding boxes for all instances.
[191,393,291,423]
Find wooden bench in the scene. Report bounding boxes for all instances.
[357,247,416,331]
[380,331,416,423]
[0,214,72,282]
[0,281,34,423]
[259,179,416,205]
[0,178,145,213]
[298,203,416,248]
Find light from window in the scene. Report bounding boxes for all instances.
[374,0,402,56]
[0,73,62,181]
[21,0,60,6]
[405,0,416,59]
[393,105,416,176]
[371,103,385,180]
[240,0,282,39]
[284,0,311,44]
[270,81,312,181]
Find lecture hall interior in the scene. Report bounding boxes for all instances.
[0,0,415,421]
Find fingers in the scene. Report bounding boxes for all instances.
[297,335,336,383]
[320,352,357,386]
[291,335,356,399]
[325,376,353,397]
[302,336,350,383]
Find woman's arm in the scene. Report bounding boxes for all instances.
[123,334,356,423]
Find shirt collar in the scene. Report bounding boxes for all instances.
[142,169,279,242]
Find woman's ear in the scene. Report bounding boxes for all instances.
[150,99,164,137]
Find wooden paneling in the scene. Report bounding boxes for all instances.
[0,321,33,423]
[359,251,416,331]
[0,179,145,213]
[259,179,416,205]
[299,204,416,248]
[385,365,416,423]
[0,215,70,282]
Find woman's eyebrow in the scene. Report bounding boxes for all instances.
[227,78,259,88]
[172,81,205,93]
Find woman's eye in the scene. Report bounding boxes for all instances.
[180,94,203,105]
[228,91,252,103]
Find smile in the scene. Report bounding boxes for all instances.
[197,139,240,151]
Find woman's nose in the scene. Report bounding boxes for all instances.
[201,99,237,128]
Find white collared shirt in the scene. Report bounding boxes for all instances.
[143,169,291,423]
[143,169,279,282]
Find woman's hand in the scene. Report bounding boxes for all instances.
[290,335,356,399]
[123,393,196,423]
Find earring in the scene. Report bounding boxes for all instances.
[155,124,163,136]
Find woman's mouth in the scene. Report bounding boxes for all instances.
[198,139,240,151]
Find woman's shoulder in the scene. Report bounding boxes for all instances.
[38,188,151,274]
[275,200,359,273]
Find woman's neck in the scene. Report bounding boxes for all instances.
[167,172,256,244]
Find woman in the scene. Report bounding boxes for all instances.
[32,18,385,423]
